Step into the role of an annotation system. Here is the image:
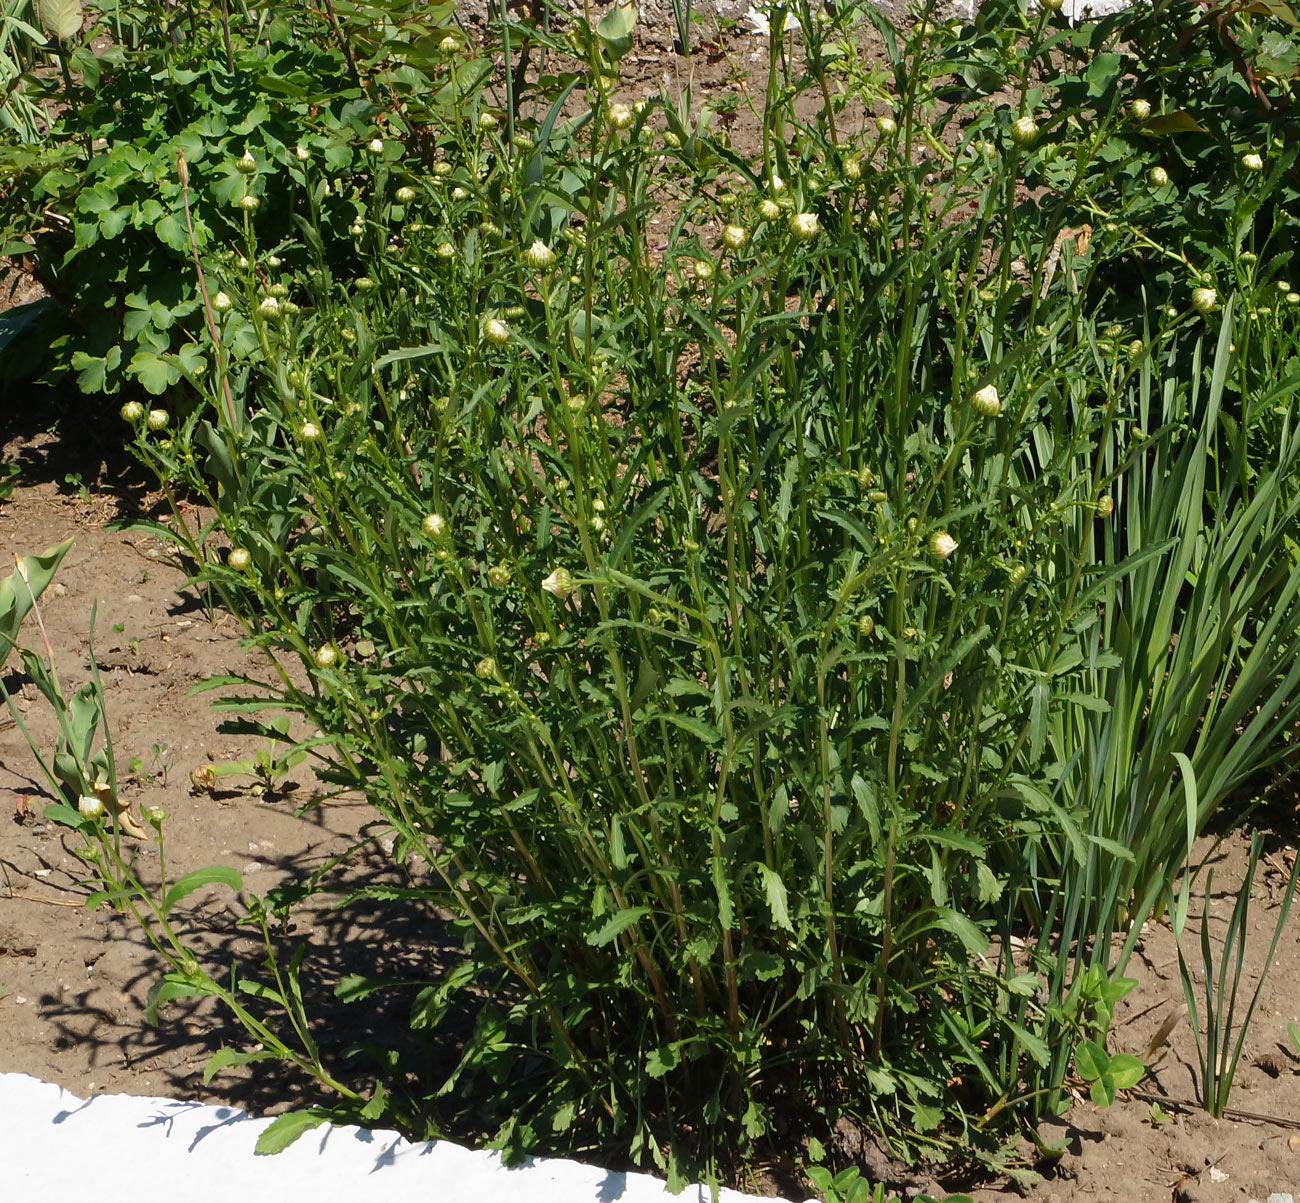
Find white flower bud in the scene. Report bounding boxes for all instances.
[607,102,633,130]
[759,198,781,222]
[693,258,714,280]
[258,295,280,316]
[478,112,498,131]
[722,223,748,250]
[969,384,1001,418]
[369,138,385,153]
[228,547,251,570]
[1191,286,1218,314]
[395,185,416,202]
[789,211,820,241]
[439,34,459,54]
[541,567,575,600]
[1129,99,1151,121]
[295,145,311,161]
[146,409,168,430]
[1010,115,1038,146]
[421,512,447,539]
[78,794,104,819]
[313,644,337,669]
[120,401,145,423]
[298,420,321,441]
[876,116,897,138]
[1241,152,1263,172]
[482,317,510,345]
[524,239,556,268]
[928,530,958,560]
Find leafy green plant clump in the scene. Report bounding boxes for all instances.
[8,0,1300,1192]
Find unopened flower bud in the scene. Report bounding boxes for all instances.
[487,564,511,587]
[235,150,257,175]
[876,116,897,137]
[858,615,875,638]
[1191,286,1218,314]
[693,258,714,280]
[482,317,510,345]
[239,194,261,212]
[759,198,781,222]
[1006,562,1027,586]
[120,400,145,423]
[1241,152,1263,172]
[212,290,232,312]
[227,547,251,570]
[1096,495,1114,518]
[929,530,959,560]
[475,656,497,679]
[295,145,311,161]
[421,513,447,539]
[146,409,168,431]
[1149,166,1169,188]
[369,137,384,153]
[1010,115,1038,146]
[1129,98,1151,121]
[789,211,820,241]
[607,102,633,130]
[298,420,321,441]
[541,566,575,600]
[78,794,104,819]
[723,223,748,250]
[395,185,416,202]
[969,383,1001,418]
[313,643,337,669]
[524,239,556,269]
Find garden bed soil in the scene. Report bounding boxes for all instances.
[2,424,1299,1201]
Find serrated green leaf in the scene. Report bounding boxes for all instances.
[203,1046,279,1084]
[584,906,649,947]
[754,862,793,931]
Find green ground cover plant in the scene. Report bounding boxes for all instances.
[5,0,1300,1192]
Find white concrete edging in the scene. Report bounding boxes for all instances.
[1,1072,809,1203]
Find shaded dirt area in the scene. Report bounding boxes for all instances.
[0,423,460,1118]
